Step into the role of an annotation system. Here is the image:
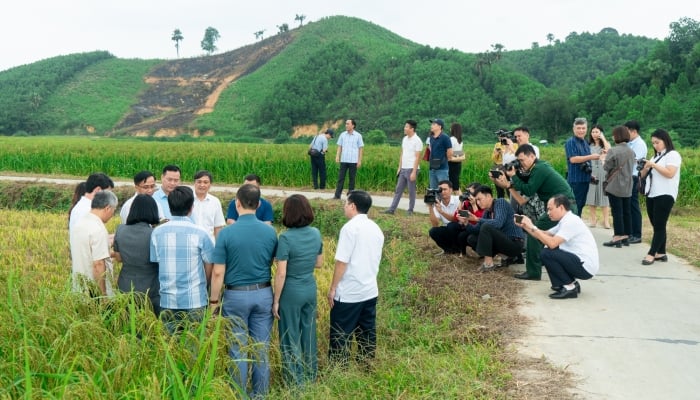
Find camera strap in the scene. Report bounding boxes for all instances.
[644,151,668,195]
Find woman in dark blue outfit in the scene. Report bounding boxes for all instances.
[273,194,323,387]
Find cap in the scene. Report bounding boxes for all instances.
[324,128,334,138]
[429,118,445,129]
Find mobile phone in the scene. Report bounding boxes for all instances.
[490,169,502,179]
[458,210,470,217]
[514,214,523,224]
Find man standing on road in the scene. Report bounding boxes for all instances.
[328,190,384,366]
[309,128,334,189]
[210,183,278,398]
[427,118,453,189]
[120,170,164,223]
[333,119,364,200]
[625,120,647,244]
[226,174,273,225]
[69,172,114,232]
[70,190,118,297]
[565,117,600,216]
[383,119,422,215]
[153,165,181,219]
[191,170,226,243]
[493,144,576,281]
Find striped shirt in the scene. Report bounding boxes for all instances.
[337,130,364,163]
[150,216,214,310]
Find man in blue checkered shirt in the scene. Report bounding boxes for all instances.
[565,117,601,216]
[150,186,214,333]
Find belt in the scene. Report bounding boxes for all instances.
[225,282,271,291]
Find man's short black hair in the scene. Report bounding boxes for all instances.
[244,174,261,184]
[437,180,452,188]
[236,183,261,210]
[513,126,530,134]
[405,119,417,130]
[474,185,493,196]
[194,170,213,182]
[85,173,114,193]
[168,186,194,216]
[347,190,372,214]
[162,164,181,175]
[515,144,537,157]
[133,170,155,185]
[624,120,641,132]
[551,194,571,211]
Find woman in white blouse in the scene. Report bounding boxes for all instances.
[638,129,681,265]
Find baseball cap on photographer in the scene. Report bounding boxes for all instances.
[324,128,334,138]
[429,118,445,129]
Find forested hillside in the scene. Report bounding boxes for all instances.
[0,16,698,145]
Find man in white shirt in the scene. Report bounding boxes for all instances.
[191,170,226,242]
[328,190,384,365]
[427,180,461,255]
[119,170,164,223]
[383,119,423,215]
[153,165,181,219]
[625,120,647,244]
[69,172,114,233]
[70,191,118,297]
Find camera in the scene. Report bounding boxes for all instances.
[459,191,473,202]
[505,159,521,171]
[494,129,514,145]
[424,187,442,204]
[636,158,648,171]
[580,161,593,174]
[458,210,470,218]
[514,214,524,224]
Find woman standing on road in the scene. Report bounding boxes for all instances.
[639,129,681,265]
[586,124,611,228]
[272,194,323,387]
[448,123,466,195]
[602,126,635,248]
[113,194,161,316]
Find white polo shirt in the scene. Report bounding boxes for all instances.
[191,193,226,242]
[401,134,423,169]
[548,211,599,275]
[69,212,114,296]
[432,195,460,225]
[334,214,385,303]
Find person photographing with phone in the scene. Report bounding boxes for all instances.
[456,185,525,272]
[515,195,599,299]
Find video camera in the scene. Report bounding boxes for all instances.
[494,129,514,145]
[504,159,521,171]
[580,161,593,174]
[424,187,443,204]
[636,158,648,171]
[459,191,473,202]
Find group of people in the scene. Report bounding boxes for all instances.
[68,166,385,397]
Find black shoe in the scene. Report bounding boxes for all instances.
[514,272,541,281]
[655,255,668,262]
[382,209,394,215]
[628,236,642,244]
[622,238,630,246]
[641,258,655,265]
[603,239,623,248]
[503,255,525,266]
[551,281,581,294]
[549,287,578,299]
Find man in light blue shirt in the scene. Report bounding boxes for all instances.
[333,119,364,199]
[309,128,333,189]
[625,120,647,243]
[152,164,181,220]
[150,185,214,333]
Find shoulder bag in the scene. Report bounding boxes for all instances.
[308,136,321,157]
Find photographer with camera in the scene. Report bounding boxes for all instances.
[427,180,461,255]
[447,182,485,256]
[458,185,525,272]
[493,144,576,280]
[491,129,516,198]
[565,117,600,217]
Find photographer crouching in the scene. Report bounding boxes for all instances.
[426,180,461,255]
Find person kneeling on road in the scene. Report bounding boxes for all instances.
[515,194,599,299]
[459,185,525,272]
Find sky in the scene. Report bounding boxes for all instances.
[1,0,697,72]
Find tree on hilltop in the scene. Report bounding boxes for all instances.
[171,29,184,58]
[201,27,220,55]
[277,24,289,34]
[254,30,266,40]
[295,14,306,27]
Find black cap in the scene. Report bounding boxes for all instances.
[324,128,334,137]
[429,118,445,129]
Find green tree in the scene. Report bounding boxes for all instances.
[171,29,184,58]
[277,24,289,34]
[200,27,220,55]
[295,14,306,27]
[254,30,266,41]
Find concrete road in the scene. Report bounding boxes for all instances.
[4,175,699,399]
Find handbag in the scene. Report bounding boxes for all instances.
[422,146,431,161]
[429,158,442,170]
[308,136,321,157]
[603,166,622,193]
[521,193,546,221]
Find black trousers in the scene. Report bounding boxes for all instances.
[630,177,643,238]
[329,297,377,364]
[310,155,327,189]
[541,248,593,288]
[334,162,358,198]
[430,225,460,253]
[475,223,524,258]
[646,194,674,256]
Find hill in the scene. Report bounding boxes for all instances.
[1,15,698,144]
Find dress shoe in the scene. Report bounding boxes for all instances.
[641,258,655,265]
[628,236,642,244]
[654,255,668,262]
[622,238,630,246]
[513,272,541,281]
[551,281,581,294]
[382,209,394,215]
[549,287,578,299]
[406,211,413,216]
[603,239,624,248]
